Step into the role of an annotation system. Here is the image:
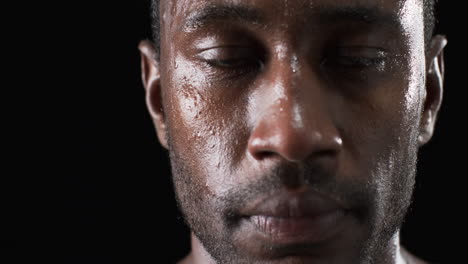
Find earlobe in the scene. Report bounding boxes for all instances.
[139,40,169,149]
[418,35,448,146]
[418,110,434,145]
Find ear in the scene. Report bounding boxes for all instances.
[139,40,169,149]
[418,35,448,146]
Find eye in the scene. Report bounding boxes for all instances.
[197,46,263,69]
[323,46,388,70]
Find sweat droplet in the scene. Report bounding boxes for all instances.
[291,55,299,73]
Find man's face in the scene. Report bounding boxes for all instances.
[143,0,444,263]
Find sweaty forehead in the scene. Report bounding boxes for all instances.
[160,0,422,31]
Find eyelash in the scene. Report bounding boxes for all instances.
[327,56,386,68]
[322,48,388,69]
[206,57,261,69]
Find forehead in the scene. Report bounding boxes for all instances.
[161,0,423,30]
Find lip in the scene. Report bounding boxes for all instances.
[239,191,349,245]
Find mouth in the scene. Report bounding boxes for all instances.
[245,210,347,244]
[238,191,350,245]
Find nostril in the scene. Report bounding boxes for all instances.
[254,150,276,160]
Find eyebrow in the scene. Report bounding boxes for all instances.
[317,6,402,31]
[181,4,402,33]
[181,4,264,31]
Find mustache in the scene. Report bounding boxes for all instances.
[218,162,372,223]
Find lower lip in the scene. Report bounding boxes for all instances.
[247,210,347,244]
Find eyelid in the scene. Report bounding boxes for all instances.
[197,48,221,60]
[197,45,252,54]
[196,46,259,62]
[321,46,391,71]
[192,34,254,51]
[333,46,388,57]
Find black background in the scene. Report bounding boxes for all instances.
[42,1,464,263]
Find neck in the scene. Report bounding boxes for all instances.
[178,235,216,264]
[393,233,409,264]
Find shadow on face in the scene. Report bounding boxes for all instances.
[140,0,447,263]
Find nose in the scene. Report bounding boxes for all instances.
[247,59,343,163]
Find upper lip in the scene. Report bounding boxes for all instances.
[240,190,346,218]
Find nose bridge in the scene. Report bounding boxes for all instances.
[277,59,324,132]
[247,53,342,162]
[270,78,319,139]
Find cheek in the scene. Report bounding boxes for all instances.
[335,63,423,187]
[400,0,426,120]
[165,57,249,192]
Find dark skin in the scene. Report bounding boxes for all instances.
[140,0,447,263]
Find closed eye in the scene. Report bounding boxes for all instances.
[323,46,388,69]
[197,46,263,69]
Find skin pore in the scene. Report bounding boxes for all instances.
[140,0,447,263]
